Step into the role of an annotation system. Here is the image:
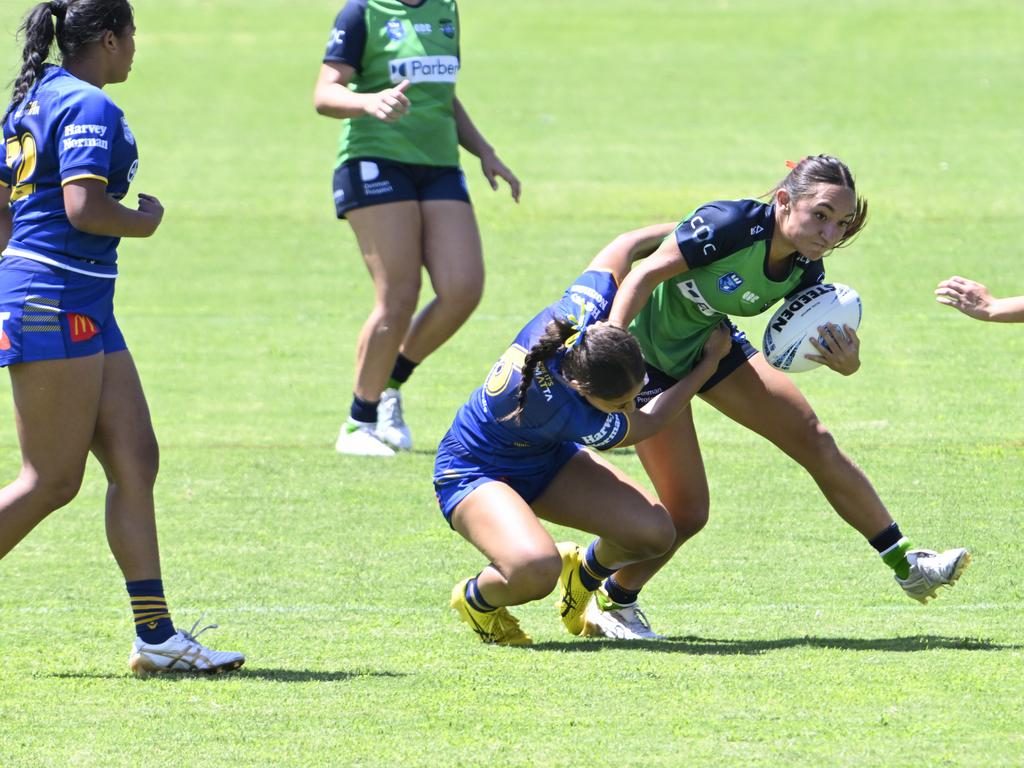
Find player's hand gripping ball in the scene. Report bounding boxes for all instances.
[762,283,862,372]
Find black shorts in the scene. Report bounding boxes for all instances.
[332,157,470,218]
[636,326,758,406]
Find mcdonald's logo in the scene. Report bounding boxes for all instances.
[0,311,10,351]
[68,313,99,343]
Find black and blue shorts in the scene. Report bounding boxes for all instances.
[332,157,470,218]
[636,325,757,406]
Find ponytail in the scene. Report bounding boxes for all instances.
[5,2,65,120]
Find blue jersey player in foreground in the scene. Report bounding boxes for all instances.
[435,225,732,644]
[0,0,243,675]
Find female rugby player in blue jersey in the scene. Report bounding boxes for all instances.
[435,224,732,644]
[314,0,520,457]
[0,0,244,675]
[584,156,970,639]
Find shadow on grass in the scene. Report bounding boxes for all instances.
[48,668,408,682]
[528,635,1018,655]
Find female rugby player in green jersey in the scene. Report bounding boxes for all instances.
[314,0,520,456]
[0,0,243,674]
[936,276,1024,322]
[582,155,970,640]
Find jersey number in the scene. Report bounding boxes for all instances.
[5,133,38,202]
[484,344,527,397]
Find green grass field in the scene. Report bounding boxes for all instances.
[1,1,1022,765]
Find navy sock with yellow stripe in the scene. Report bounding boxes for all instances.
[126,579,176,644]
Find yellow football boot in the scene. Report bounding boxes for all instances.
[556,542,596,636]
[450,580,532,646]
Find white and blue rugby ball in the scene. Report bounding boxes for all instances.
[762,283,862,373]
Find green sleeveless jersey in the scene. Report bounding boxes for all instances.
[324,0,460,167]
[630,200,825,379]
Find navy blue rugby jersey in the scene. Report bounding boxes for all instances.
[1,66,139,277]
[447,270,631,471]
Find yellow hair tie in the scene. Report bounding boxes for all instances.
[563,295,592,351]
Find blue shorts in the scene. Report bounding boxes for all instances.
[333,157,470,218]
[0,256,126,367]
[636,323,757,406]
[433,430,582,526]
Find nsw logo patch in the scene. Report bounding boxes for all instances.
[718,272,744,294]
[385,19,405,41]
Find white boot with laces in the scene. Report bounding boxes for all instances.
[129,619,245,676]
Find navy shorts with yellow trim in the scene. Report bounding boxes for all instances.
[333,157,470,218]
[636,322,757,406]
[433,430,581,526]
[0,256,126,367]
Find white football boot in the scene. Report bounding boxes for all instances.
[376,388,412,451]
[335,420,395,457]
[896,548,971,604]
[129,620,245,676]
[584,589,664,640]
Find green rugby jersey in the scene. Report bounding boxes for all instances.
[324,0,460,167]
[630,199,825,379]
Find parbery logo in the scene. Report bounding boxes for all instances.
[389,55,459,83]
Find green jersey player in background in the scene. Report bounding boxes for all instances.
[578,156,970,640]
[314,0,520,457]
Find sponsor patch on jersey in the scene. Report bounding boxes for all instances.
[127,159,139,183]
[741,290,760,303]
[581,413,624,449]
[751,224,764,236]
[328,28,345,46]
[414,23,432,34]
[439,18,456,38]
[121,117,135,146]
[677,279,718,317]
[389,55,459,84]
[718,272,744,294]
[385,19,405,41]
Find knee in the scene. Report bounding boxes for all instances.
[19,467,84,511]
[630,509,677,560]
[666,498,710,546]
[103,435,160,490]
[502,549,561,602]
[375,281,421,326]
[793,420,844,471]
[437,276,483,319]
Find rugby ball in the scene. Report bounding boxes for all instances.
[762,283,862,373]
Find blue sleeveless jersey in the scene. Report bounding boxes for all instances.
[445,269,630,474]
[0,66,139,277]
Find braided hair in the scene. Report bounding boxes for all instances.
[771,154,869,247]
[5,0,134,120]
[502,318,645,424]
